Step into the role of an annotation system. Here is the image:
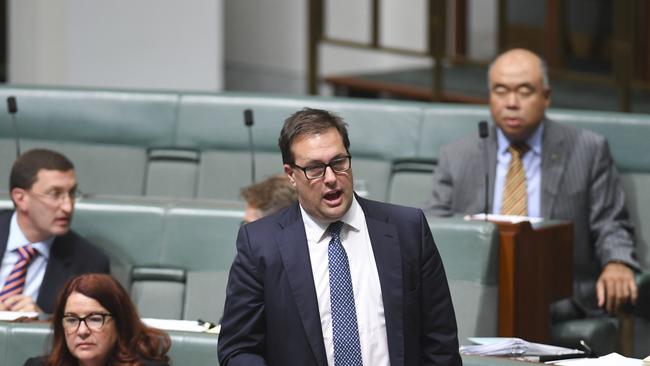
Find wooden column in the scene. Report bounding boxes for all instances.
[496,220,574,343]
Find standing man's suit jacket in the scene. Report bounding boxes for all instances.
[426,119,638,308]
[218,196,461,366]
[0,210,110,313]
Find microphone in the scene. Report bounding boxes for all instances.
[7,96,21,158]
[478,121,489,221]
[243,109,256,184]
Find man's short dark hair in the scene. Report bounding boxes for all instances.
[278,108,350,164]
[241,174,297,216]
[10,149,75,191]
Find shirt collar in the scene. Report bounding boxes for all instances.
[496,119,545,156]
[300,195,364,244]
[8,212,54,260]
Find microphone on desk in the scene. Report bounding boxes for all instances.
[478,120,489,221]
[244,109,256,184]
[6,96,21,158]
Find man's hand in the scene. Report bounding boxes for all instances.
[0,294,43,313]
[596,262,637,314]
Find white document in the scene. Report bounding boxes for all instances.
[464,213,544,224]
[461,337,582,357]
[546,352,643,365]
[141,318,219,333]
[0,311,39,321]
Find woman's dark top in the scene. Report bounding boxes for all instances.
[23,356,170,366]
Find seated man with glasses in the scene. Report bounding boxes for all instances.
[0,148,109,313]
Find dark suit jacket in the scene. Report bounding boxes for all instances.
[426,119,639,310]
[218,197,461,366]
[0,210,110,313]
[23,356,169,366]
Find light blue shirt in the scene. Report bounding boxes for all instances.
[0,212,53,302]
[492,122,544,218]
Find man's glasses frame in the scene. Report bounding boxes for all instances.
[26,189,82,206]
[291,155,352,180]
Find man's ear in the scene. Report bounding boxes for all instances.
[283,164,296,187]
[11,188,27,210]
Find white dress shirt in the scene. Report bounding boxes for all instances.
[0,212,53,302]
[301,196,390,366]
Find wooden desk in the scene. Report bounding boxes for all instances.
[495,220,574,343]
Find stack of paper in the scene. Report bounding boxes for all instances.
[464,213,543,223]
[142,318,219,333]
[460,337,583,357]
[547,352,643,365]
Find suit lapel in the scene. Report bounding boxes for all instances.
[0,211,12,264]
[38,236,72,312]
[487,129,498,213]
[541,119,568,217]
[275,204,327,366]
[359,198,404,366]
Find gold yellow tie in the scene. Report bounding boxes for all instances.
[501,144,530,216]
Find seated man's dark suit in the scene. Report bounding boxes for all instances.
[426,119,639,312]
[218,196,461,366]
[0,210,110,313]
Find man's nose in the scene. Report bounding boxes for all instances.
[506,91,519,108]
[60,195,74,212]
[323,166,337,184]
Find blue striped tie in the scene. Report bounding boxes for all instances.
[327,221,363,366]
[0,244,37,302]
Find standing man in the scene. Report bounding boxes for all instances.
[219,108,461,366]
[0,149,109,313]
[426,48,638,316]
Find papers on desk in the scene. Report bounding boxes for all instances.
[142,318,220,334]
[546,352,644,365]
[464,213,544,224]
[0,311,39,321]
[460,337,583,357]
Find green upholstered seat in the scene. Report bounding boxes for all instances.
[427,217,500,343]
[0,322,220,365]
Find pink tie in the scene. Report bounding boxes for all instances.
[0,244,38,302]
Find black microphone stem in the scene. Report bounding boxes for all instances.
[243,109,255,184]
[11,114,20,158]
[478,120,489,221]
[248,127,255,184]
[7,96,20,158]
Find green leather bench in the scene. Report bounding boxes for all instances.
[0,196,501,347]
[1,84,649,354]
[428,217,500,343]
[0,196,242,324]
[0,322,552,366]
[0,321,219,365]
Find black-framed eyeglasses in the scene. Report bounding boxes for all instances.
[292,155,352,180]
[62,312,112,332]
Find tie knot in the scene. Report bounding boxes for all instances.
[17,244,37,262]
[328,221,344,237]
[508,143,530,158]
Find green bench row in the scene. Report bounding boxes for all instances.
[0,86,647,271]
[0,197,500,343]
[1,322,543,366]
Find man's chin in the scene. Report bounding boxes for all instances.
[50,225,71,236]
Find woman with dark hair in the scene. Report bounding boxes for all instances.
[23,273,171,366]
